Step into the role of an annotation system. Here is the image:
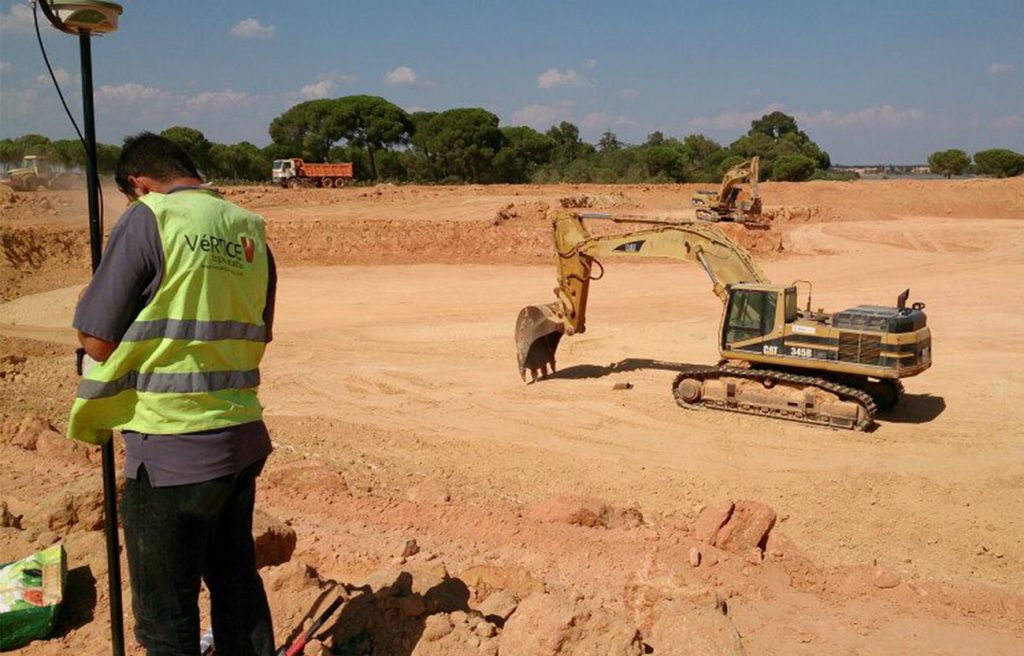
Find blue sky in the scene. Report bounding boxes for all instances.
[1,0,1021,164]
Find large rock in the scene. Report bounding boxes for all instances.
[713,500,776,554]
[475,588,518,625]
[253,509,297,568]
[694,500,734,544]
[527,496,608,527]
[649,601,745,656]
[501,592,643,656]
[526,496,643,529]
[39,475,104,532]
[411,611,500,656]
[459,564,544,602]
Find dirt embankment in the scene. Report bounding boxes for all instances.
[4,177,1023,302]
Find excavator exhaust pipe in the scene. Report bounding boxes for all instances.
[515,302,566,382]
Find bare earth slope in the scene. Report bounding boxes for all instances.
[1,178,1023,654]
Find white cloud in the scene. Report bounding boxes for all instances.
[383,66,434,87]
[36,66,72,86]
[97,82,170,104]
[796,105,924,129]
[995,114,1024,130]
[230,18,274,39]
[1,89,37,115]
[0,3,34,34]
[537,68,590,89]
[185,89,251,111]
[988,63,1015,76]
[285,73,357,101]
[581,112,637,130]
[620,88,640,100]
[585,59,598,70]
[510,102,573,128]
[295,80,336,100]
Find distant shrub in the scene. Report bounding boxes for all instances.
[973,149,1024,178]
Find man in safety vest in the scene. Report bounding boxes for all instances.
[69,133,276,655]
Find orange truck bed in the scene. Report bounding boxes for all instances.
[297,161,353,178]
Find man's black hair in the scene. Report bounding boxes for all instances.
[115,132,202,194]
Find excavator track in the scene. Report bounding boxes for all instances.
[671,365,878,431]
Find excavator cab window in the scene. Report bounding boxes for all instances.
[725,290,777,345]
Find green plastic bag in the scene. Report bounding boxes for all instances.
[0,544,67,651]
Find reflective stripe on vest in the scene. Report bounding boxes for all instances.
[67,189,269,445]
[122,319,266,343]
[78,369,261,400]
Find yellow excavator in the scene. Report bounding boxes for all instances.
[515,211,932,430]
[690,156,764,225]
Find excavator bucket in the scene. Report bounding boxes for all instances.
[515,302,566,382]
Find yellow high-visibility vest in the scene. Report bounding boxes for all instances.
[68,189,269,445]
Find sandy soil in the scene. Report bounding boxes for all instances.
[1,178,1023,654]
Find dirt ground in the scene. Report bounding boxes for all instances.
[1,178,1023,654]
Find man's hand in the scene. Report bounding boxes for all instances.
[78,331,117,363]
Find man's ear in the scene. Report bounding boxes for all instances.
[128,175,156,196]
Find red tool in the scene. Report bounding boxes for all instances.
[277,595,345,656]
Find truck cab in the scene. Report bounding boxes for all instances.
[271,159,297,185]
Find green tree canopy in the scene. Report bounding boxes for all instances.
[333,95,412,179]
[731,112,830,178]
[208,142,269,181]
[927,149,971,178]
[160,126,212,173]
[15,134,54,157]
[973,148,1024,178]
[411,108,503,182]
[597,130,623,152]
[51,139,87,168]
[1,139,22,166]
[771,154,817,181]
[680,134,727,182]
[493,126,555,183]
[268,98,343,163]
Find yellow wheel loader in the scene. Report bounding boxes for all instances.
[690,156,764,225]
[0,155,81,191]
[515,211,932,431]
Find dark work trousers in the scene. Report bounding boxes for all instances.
[121,458,275,656]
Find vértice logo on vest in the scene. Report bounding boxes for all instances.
[183,233,257,271]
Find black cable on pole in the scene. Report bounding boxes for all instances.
[33,0,105,230]
[33,3,123,654]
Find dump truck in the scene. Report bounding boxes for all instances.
[515,211,932,430]
[272,158,353,188]
[0,155,81,192]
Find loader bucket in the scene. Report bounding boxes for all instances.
[515,302,566,382]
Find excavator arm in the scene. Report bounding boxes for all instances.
[516,211,770,381]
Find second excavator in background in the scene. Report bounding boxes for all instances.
[690,156,764,225]
[515,211,932,430]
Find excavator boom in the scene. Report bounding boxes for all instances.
[516,211,768,381]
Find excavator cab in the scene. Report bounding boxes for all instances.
[721,285,786,348]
